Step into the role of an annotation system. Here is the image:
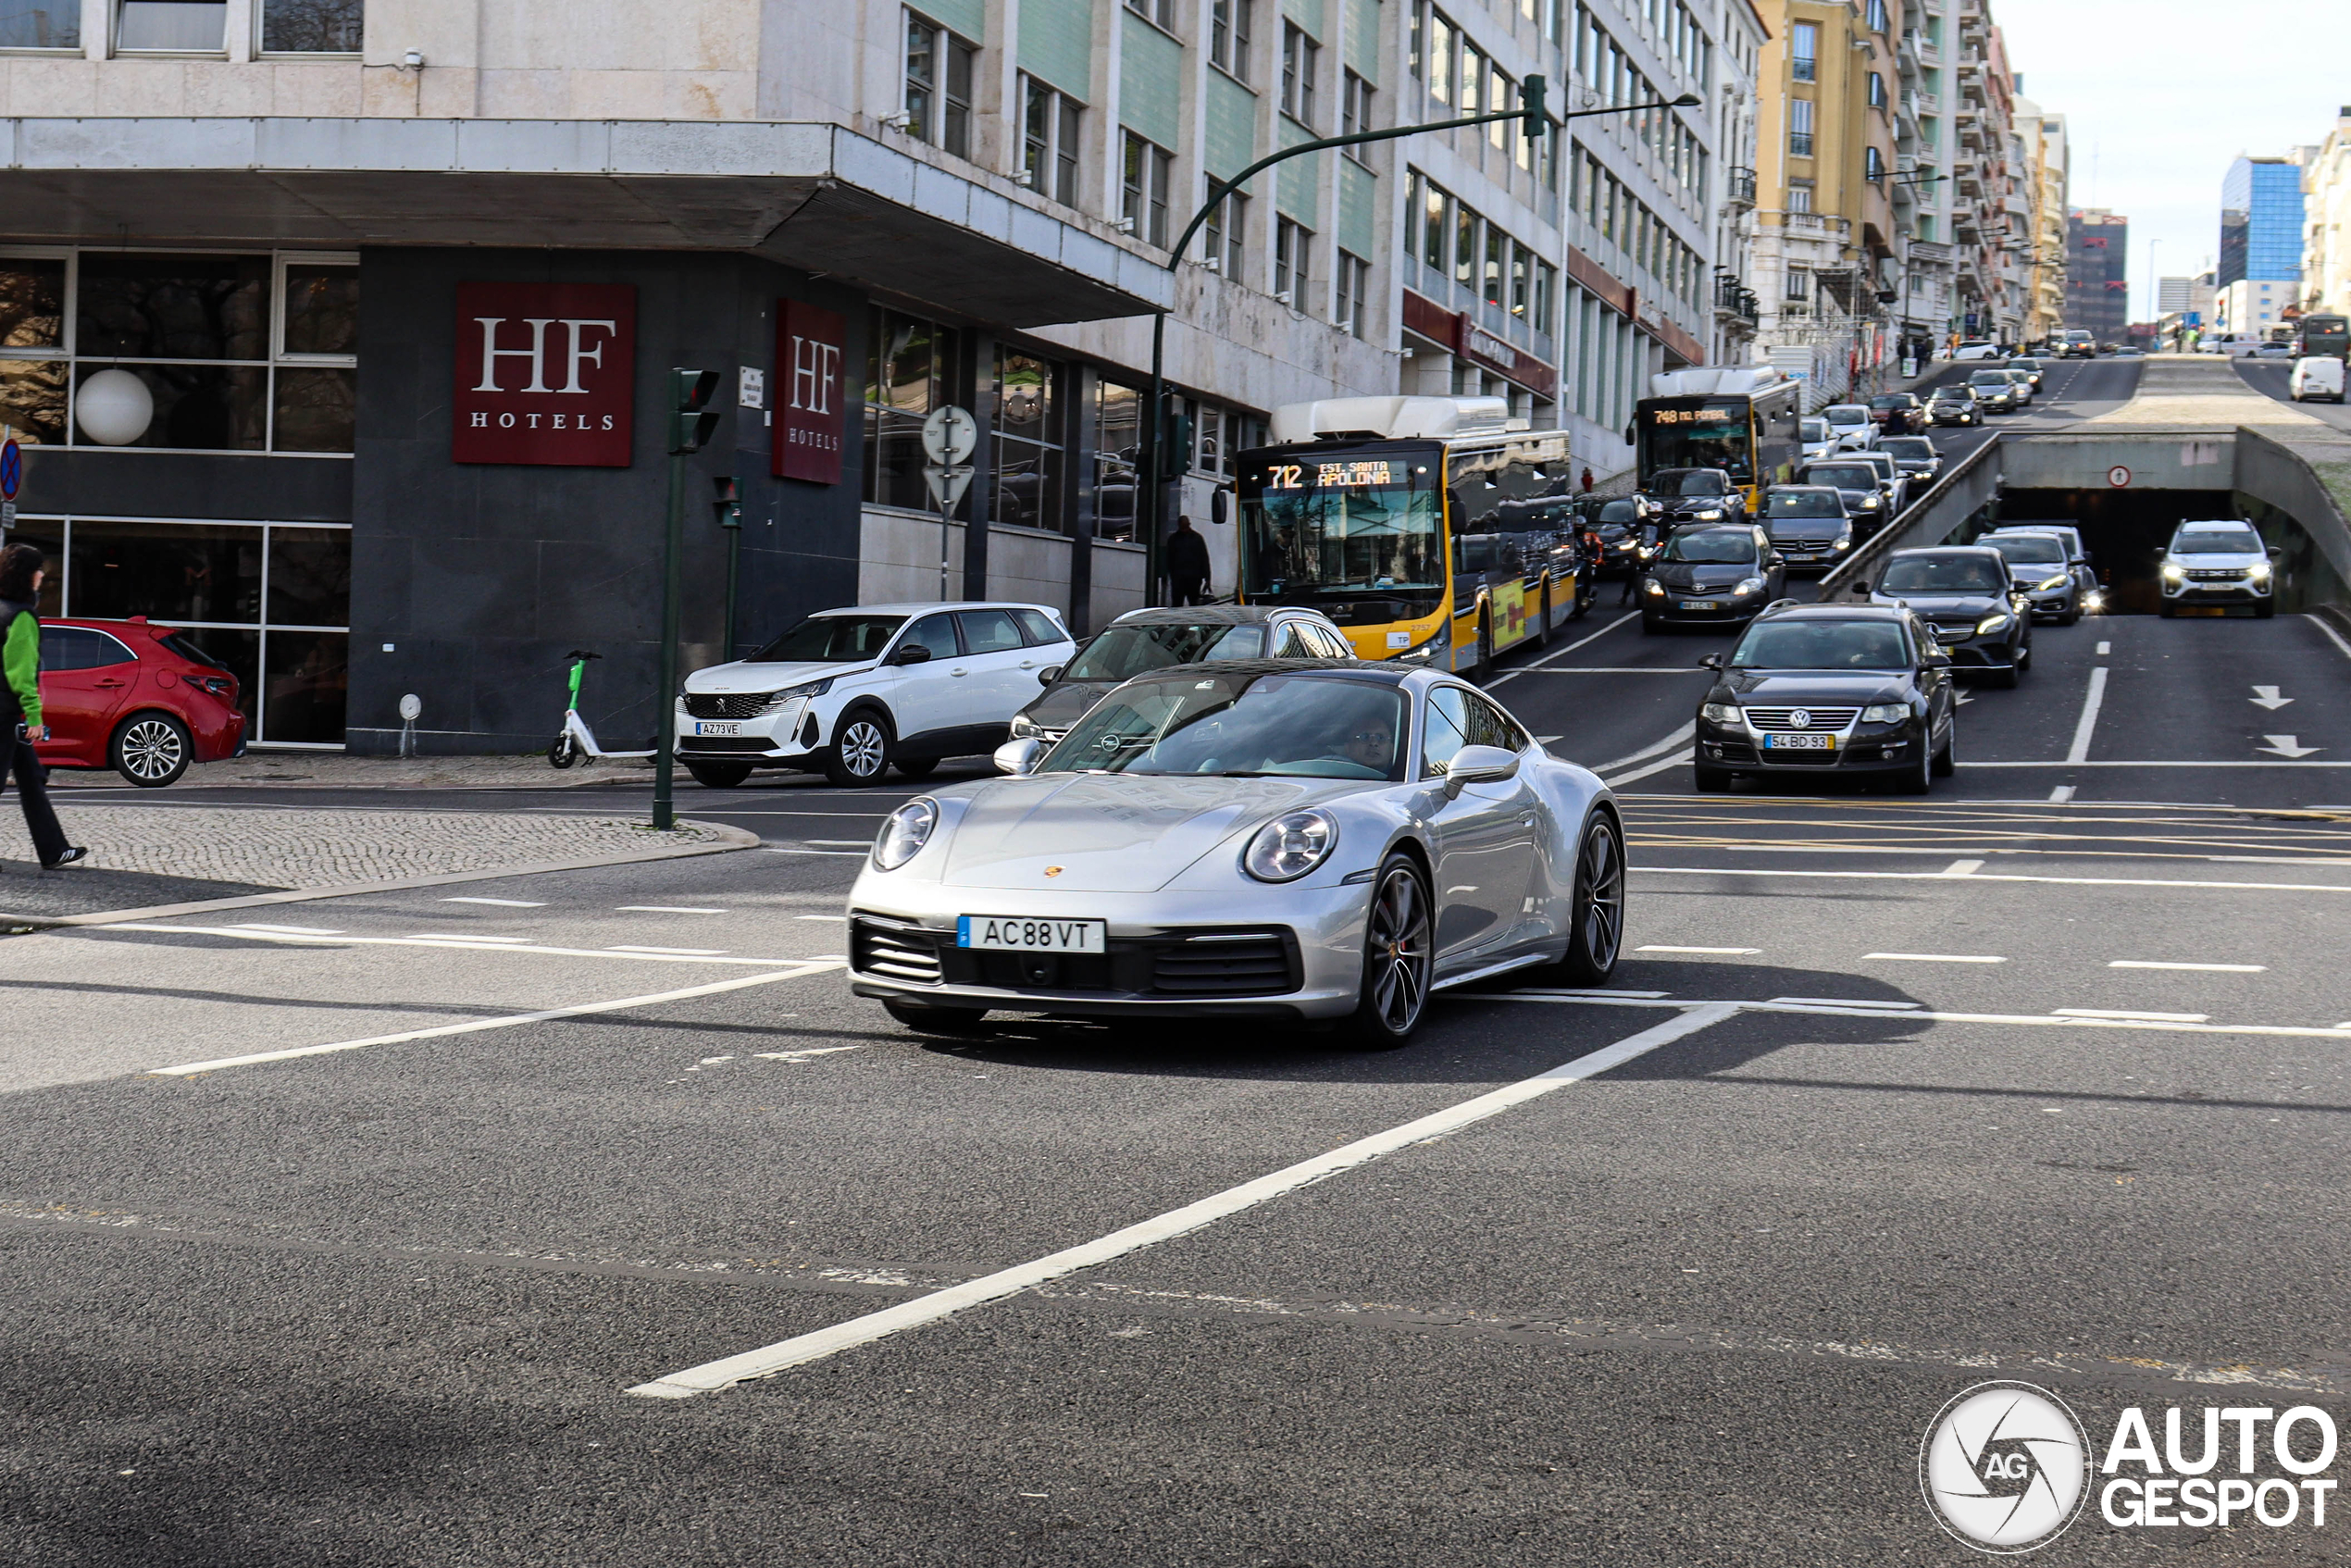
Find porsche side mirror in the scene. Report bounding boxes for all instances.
[888,643,933,666]
[1442,744,1521,798]
[992,738,1046,776]
[1698,653,1724,670]
[1037,665,1064,686]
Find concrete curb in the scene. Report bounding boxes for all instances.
[4,819,762,930]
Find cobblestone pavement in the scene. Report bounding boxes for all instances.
[51,753,655,791]
[0,805,728,920]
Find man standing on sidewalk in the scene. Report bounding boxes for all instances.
[1163,515,1213,605]
[0,542,86,872]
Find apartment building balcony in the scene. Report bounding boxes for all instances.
[1774,211,1853,238]
[1714,274,1760,324]
[1726,166,1759,209]
[1897,29,1922,70]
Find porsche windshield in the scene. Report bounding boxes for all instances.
[1041,672,1410,781]
[1240,446,1443,600]
[1063,622,1265,681]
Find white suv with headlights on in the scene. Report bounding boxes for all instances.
[2158,522,2277,619]
[677,602,1076,786]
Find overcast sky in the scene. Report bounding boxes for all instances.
[1993,0,2344,321]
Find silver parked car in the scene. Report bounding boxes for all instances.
[847,661,1627,1044]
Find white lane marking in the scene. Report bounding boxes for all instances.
[1601,748,1697,788]
[105,924,816,966]
[608,945,728,956]
[1943,859,1984,877]
[2209,856,2351,866]
[796,915,851,922]
[2308,615,2351,664]
[1592,723,1698,775]
[1965,759,2351,768]
[1487,611,1642,687]
[752,1043,872,1064]
[2258,735,2323,759]
[805,840,874,848]
[442,897,546,907]
[1497,991,2351,1040]
[149,964,842,1076]
[765,848,870,857]
[2055,1008,2210,1022]
[616,906,729,915]
[1634,866,2351,895]
[1771,995,1922,1009]
[404,933,531,943]
[2109,960,2266,973]
[1509,666,1713,675]
[229,923,344,935]
[2047,785,2076,803]
[2249,686,2294,710]
[1865,952,2008,964]
[2065,666,2108,765]
[1511,988,1673,999]
[2096,641,2111,655]
[626,1002,1743,1398]
[1637,945,1759,955]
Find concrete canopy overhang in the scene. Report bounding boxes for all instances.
[0,118,1175,329]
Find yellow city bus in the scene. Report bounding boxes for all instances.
[1236,397,1587,678]
[1634,367,1804,513]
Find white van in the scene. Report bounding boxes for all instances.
[2290,356,2346,403]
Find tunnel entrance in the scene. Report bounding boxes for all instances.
[1995,488,2239,614]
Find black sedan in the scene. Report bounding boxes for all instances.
[1926,386,1983,427]
[1858,546,2033,688]
[1692,603,1957,794]
[1638,467,1749,528]
[1762,486,1855,572]
[1640,524,1786,633]
[1963,371,2021,413]
[1878,435,1945,487]
[1795,459,1895,538]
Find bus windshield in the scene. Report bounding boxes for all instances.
[1240,446,1444,603]
[1638,400,1753,480]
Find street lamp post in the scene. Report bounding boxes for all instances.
[1135,83,1701,604]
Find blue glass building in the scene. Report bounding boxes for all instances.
[2218,156,2304,287]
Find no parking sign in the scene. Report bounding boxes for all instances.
[0,437,19,534]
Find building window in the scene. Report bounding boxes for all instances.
[1789,21,1816,81]
[1022,78,1082,206]
[1868,71,1885,108]
[1785,268,1810,300]
[1425,8,1451,105]
[993,349,1065,533]
[1787,181,1812,213]
[864,307,964,514]
[1201,186,1246,275]
[1210,0,1250,79]
[116,0,225,51]
[1275,218,1312,306]
[1124,0,1173,28]
[0,0,79,47]
[1420,175,1449,272]
[1483,223,1505,307]
[257,0,360,53]
[1121,132,1174,246]
[1341,69,1373,152]
[1788,98,1814,158]
[1534,260,1556,336]
[1281,23,1318,127]
[1864,145,1885,182]
[1509,242,1530,320]
[1454,203,1478,287]
[1459,42,1484,118]
[1092,380,1141,541]
[1334,250,1369,337]
[904,13,976,159]
[1866,0,1888,32]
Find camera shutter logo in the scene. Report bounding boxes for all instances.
[1920,1382,2090,1553]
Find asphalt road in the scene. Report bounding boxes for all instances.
[2233,355,2351,433]
[11,352,2351,1563]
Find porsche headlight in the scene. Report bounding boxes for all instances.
[872,797,939,871]
[1244,809,1337,883]
[1644,578,1666,596]
[1700,702,1740,725]
[1861,703,1909,724]
[1733,576,1764,596]
[1975,612,2013,636]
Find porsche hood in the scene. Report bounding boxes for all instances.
[937,773,1358,891]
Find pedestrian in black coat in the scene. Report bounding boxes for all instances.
[1164,516,1213,605]
[0,542,86,872]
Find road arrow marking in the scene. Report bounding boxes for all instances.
[2258,735,2322,758]
[2250,686,2294,710]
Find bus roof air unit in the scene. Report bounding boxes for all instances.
[1268,396,1515,443]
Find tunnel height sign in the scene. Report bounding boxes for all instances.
[453,282,638,467]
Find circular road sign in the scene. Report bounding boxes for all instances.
[921,405,978,467]
[2106,464,2131,488]
[0,438,21,501]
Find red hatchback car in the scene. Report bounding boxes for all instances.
[31,617,247,787]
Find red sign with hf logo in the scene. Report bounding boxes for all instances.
[452,281,637,467]
[775,300,848,485]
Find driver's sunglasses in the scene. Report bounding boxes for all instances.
[1351,730,1393,743]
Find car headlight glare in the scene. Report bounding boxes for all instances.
[2161,563,2183,580]
[1693,508,1723,520]
[1244,809,1337,883]
[1861,703,1909,723]
[1833,536,1851,550]
[778,676,835,702]
[1644,578,1666,595]
[1860,495,1883,508]
[1734,576,1764,596]
[2249,562,2272,582]
[2035,574,2070,592]
[1701,702,1740,724]
[1975,613,2012,636]
[872,797,939,871]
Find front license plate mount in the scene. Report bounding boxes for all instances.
[1678,600,1716,611]
[957,915,1109,953]
[1764,733,1835,751]
[694,721,741,737]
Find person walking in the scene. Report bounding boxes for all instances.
[1163,515,1213,606]
[0,542,87,873]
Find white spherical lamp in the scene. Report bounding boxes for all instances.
[77,368,155,446]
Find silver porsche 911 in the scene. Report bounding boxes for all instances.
[844,660,1627,1043]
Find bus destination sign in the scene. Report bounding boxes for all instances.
[1265,459,1399,490]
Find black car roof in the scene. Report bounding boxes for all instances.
[1111,604,1295,628]
[1756,602,1909,622]
[1131,656,1413,687]
[1888,545,2004,559]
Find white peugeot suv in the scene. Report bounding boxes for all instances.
[2158,522,2277,619]
[677,602,1076,786]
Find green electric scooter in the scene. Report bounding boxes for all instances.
[548,651,655,768]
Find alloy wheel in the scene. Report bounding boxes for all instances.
[839,719,888,779]
[1575,816,1625,974]
[1363,863,1433,1035]
[117,718,187,784]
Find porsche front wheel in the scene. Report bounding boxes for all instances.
[1348,853,1434,1045]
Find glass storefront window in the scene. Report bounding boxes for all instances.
[69,518,263,623]
[272,367,355,453]
[1092,380,1140,543]
[281,263,359,355]
[265,526,352,625]
[862,307,962,513]
[77,253,270,361]
[263,630,349,743]
[993,350,1063,533]
[0,357,68,445]
[0,258,64,348]
[76,363,268,451]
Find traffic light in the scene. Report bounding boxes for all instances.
[1160,409,1194,482]
[1521,74,1547,140]
[667,367,721,454]
[711,474,742,529]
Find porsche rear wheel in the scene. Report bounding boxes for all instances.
[1348,854,1434,1045]
[1558,812,1625,985]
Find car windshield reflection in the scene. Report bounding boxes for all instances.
[1063,623,1265,681]
[1040,672,1410,781]
[1731,621,1911,669]
[1659,529,1757,565]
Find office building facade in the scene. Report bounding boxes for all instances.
[2064,206,2127,342]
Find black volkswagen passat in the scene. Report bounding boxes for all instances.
[1859,546,2032,688]
[1640,524,1786,632]
[1692,603,1957,793]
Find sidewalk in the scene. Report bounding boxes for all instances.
[0,804,735,923]
[51,753,656,791]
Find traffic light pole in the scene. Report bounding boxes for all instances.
[653,442,686,832]
[1138,81,1694,603]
